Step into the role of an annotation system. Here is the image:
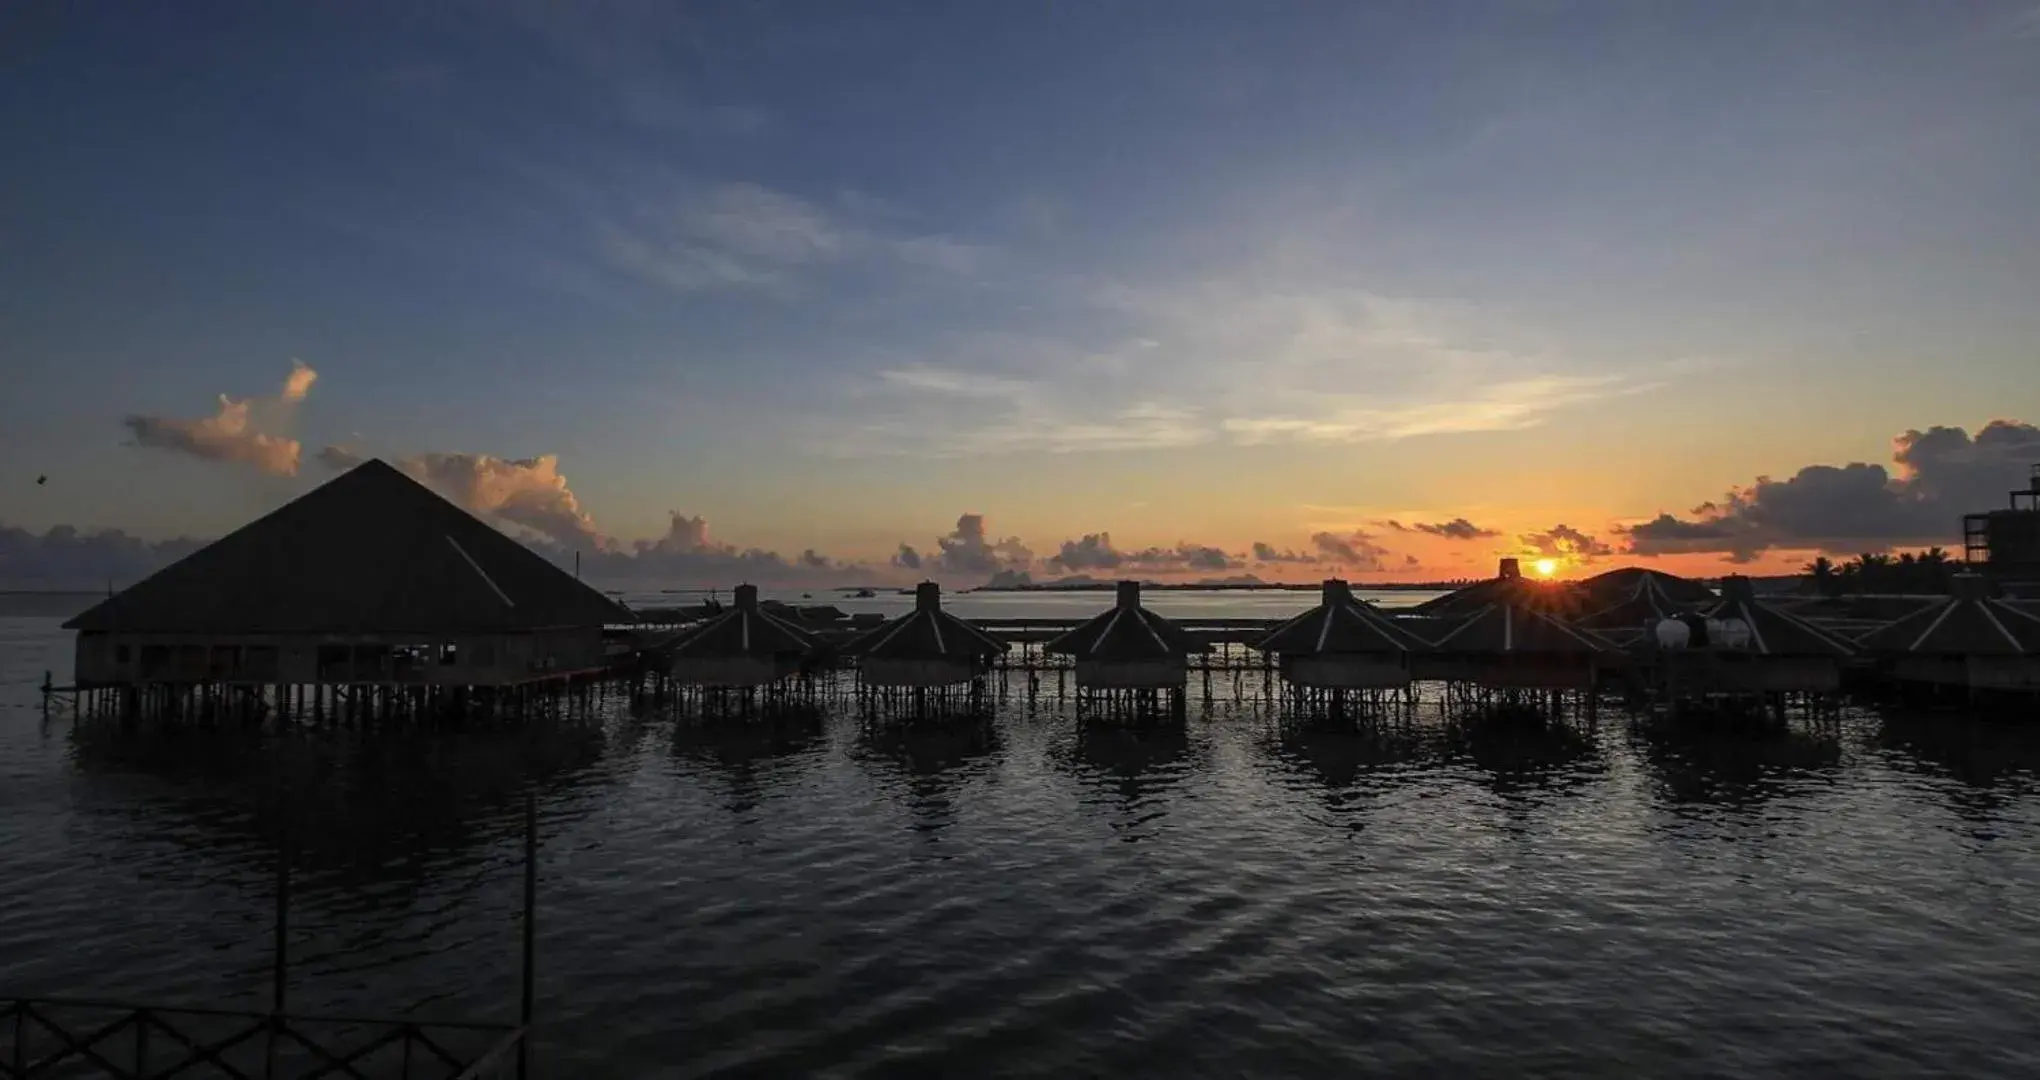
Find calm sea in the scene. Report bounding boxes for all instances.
[5,588,2040,1077]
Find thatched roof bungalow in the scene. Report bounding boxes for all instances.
[1253,579,1431,689]
[1042,580,1209,689]
[841,582,1007,687]
[1417,598,1606,689]
[63,459,631,688]
[1855,574,2040,692]
[665,584,821,687]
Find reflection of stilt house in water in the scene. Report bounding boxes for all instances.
[1043,581,1209,709]
[842,582,1007,712]
[63,459,631,716]
[1416,596,1606,690]
[1855,574,2040,693]
[1698,575,1857,692]
[665,584,820,688]
[1253,579,1430,692]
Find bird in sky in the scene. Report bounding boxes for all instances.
[36,475,47,485]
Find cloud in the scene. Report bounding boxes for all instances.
[1386,517,1502,540]
[1616,419,2040,559]
[1251,541,1321,564]
[399,453,606,552]
[891,543,923,570]
[1045,533,1241,574]
[577,177,989,296]
[925,513,1034,576]
[0,523,206,588]
[122,361,318,477]
[1520,523,1612,563]
[835,283,1670,458]
[279,359,318,403]
[317,444,364,470]
[577,510,851,585]
[1310,530,1394,571]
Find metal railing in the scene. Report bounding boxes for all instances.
[1,999,523,1079]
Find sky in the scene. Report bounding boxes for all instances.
[4,1,2040,587]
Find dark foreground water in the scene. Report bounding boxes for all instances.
[6,604,2040,1077]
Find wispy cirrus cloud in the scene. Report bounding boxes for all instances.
[831,279,1673,457]
[568,175,994,296]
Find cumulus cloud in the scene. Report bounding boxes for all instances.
[1616,420,2040,559]
[1045,532,1241,574]
[122,360,318,477]
[1309,530,1394,571]
[1251,541,1321,564]
[1386,517,1502,540]
[1520,524,1612,563]
[0,523,206,588]
[279,359,318,403]
[891,543,923,570]
[398,453,606,552]
[560,509,847,584]
[921,513,1034,576]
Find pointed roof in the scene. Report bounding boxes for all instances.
[1856,576,2040,656]
[64,459,632,634]
[842,582,1008,661]
[1707,576,1855,657]
[1579,567,1717,608]
[1573,571,1696,631]
[1042,580,1210,661]
[667,584,821,658]
[1254,579,1431,656]
[1428,601,1606,657]
[1413,558,1584,619]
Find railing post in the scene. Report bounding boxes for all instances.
[518,789,536,1080]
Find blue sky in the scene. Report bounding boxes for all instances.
[4,1,2039,582]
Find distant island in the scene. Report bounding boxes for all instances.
[966,572,1474,593]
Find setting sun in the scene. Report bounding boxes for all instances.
[1533,558,1559,577]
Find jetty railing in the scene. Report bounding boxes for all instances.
[2,794,541,1080]
[0,998,523,1079]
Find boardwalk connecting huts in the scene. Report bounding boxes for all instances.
[1855,574,2040,695]
[842,582,1007,715]
[1253,579,1430,707]
[1043,580,1208,716]
[663,584,822,694]
[61,459,632,723]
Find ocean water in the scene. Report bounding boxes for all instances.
[5,590,2040,1077]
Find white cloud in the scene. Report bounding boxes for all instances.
[830,280,1667,457]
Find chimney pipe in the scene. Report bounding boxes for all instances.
[734,583,759,610]
[1116,580,1141,608]
[1720,575,1756,604]
[1322,578,1353,604]
[1498,557,1521,580]
[916,581,941,612]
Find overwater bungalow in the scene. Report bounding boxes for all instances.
[664,584,821,688]
[1417,597,1606,690]
[1578,567,1717,608]
[62,459,631,717]
[1412,558,1583,620]
[1855,574,2040,693]
[1574,570,1705,645]
[1042,580,1209,691]
[1697,575,1857,692]
[841,582,1007,687]
[1252,578,1430,690]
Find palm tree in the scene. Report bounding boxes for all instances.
[1803,556,1838,596]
